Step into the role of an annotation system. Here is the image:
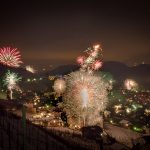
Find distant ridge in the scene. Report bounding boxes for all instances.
[0,64,35,78]
[0,62,150,89]
[47,61,150,88]
[45,64,79,76]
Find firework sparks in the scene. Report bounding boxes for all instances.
[53,78,66,95]
[26,65,36,73]
[92,60,102,70]
[4,70,22,99]
[76,44,103,73]
[0,47,23,67]
[124,79,138,91]
[63,71,109,128]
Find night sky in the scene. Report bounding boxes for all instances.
[0,0,150,67]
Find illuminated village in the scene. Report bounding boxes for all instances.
[0,1,150,150]
[0,45,149,150]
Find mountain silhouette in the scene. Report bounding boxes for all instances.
[0,62,149,89]
[47,61,150,88]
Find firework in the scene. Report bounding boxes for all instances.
[0,47,23,67]
[60,44,109,128]
[76,44,103,73]
[55,44,110,128]
[26,65,36,73]
[53,78,66,95]
[4,70,22,99]
[124,79,138,91]
[63,71,109,128]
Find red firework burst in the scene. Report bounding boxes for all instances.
[0,47,23,67]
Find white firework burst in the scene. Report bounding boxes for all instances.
[124,79,138,91]
[53,78,66,95]
[4,70,22,99]
[63,71,109,128]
